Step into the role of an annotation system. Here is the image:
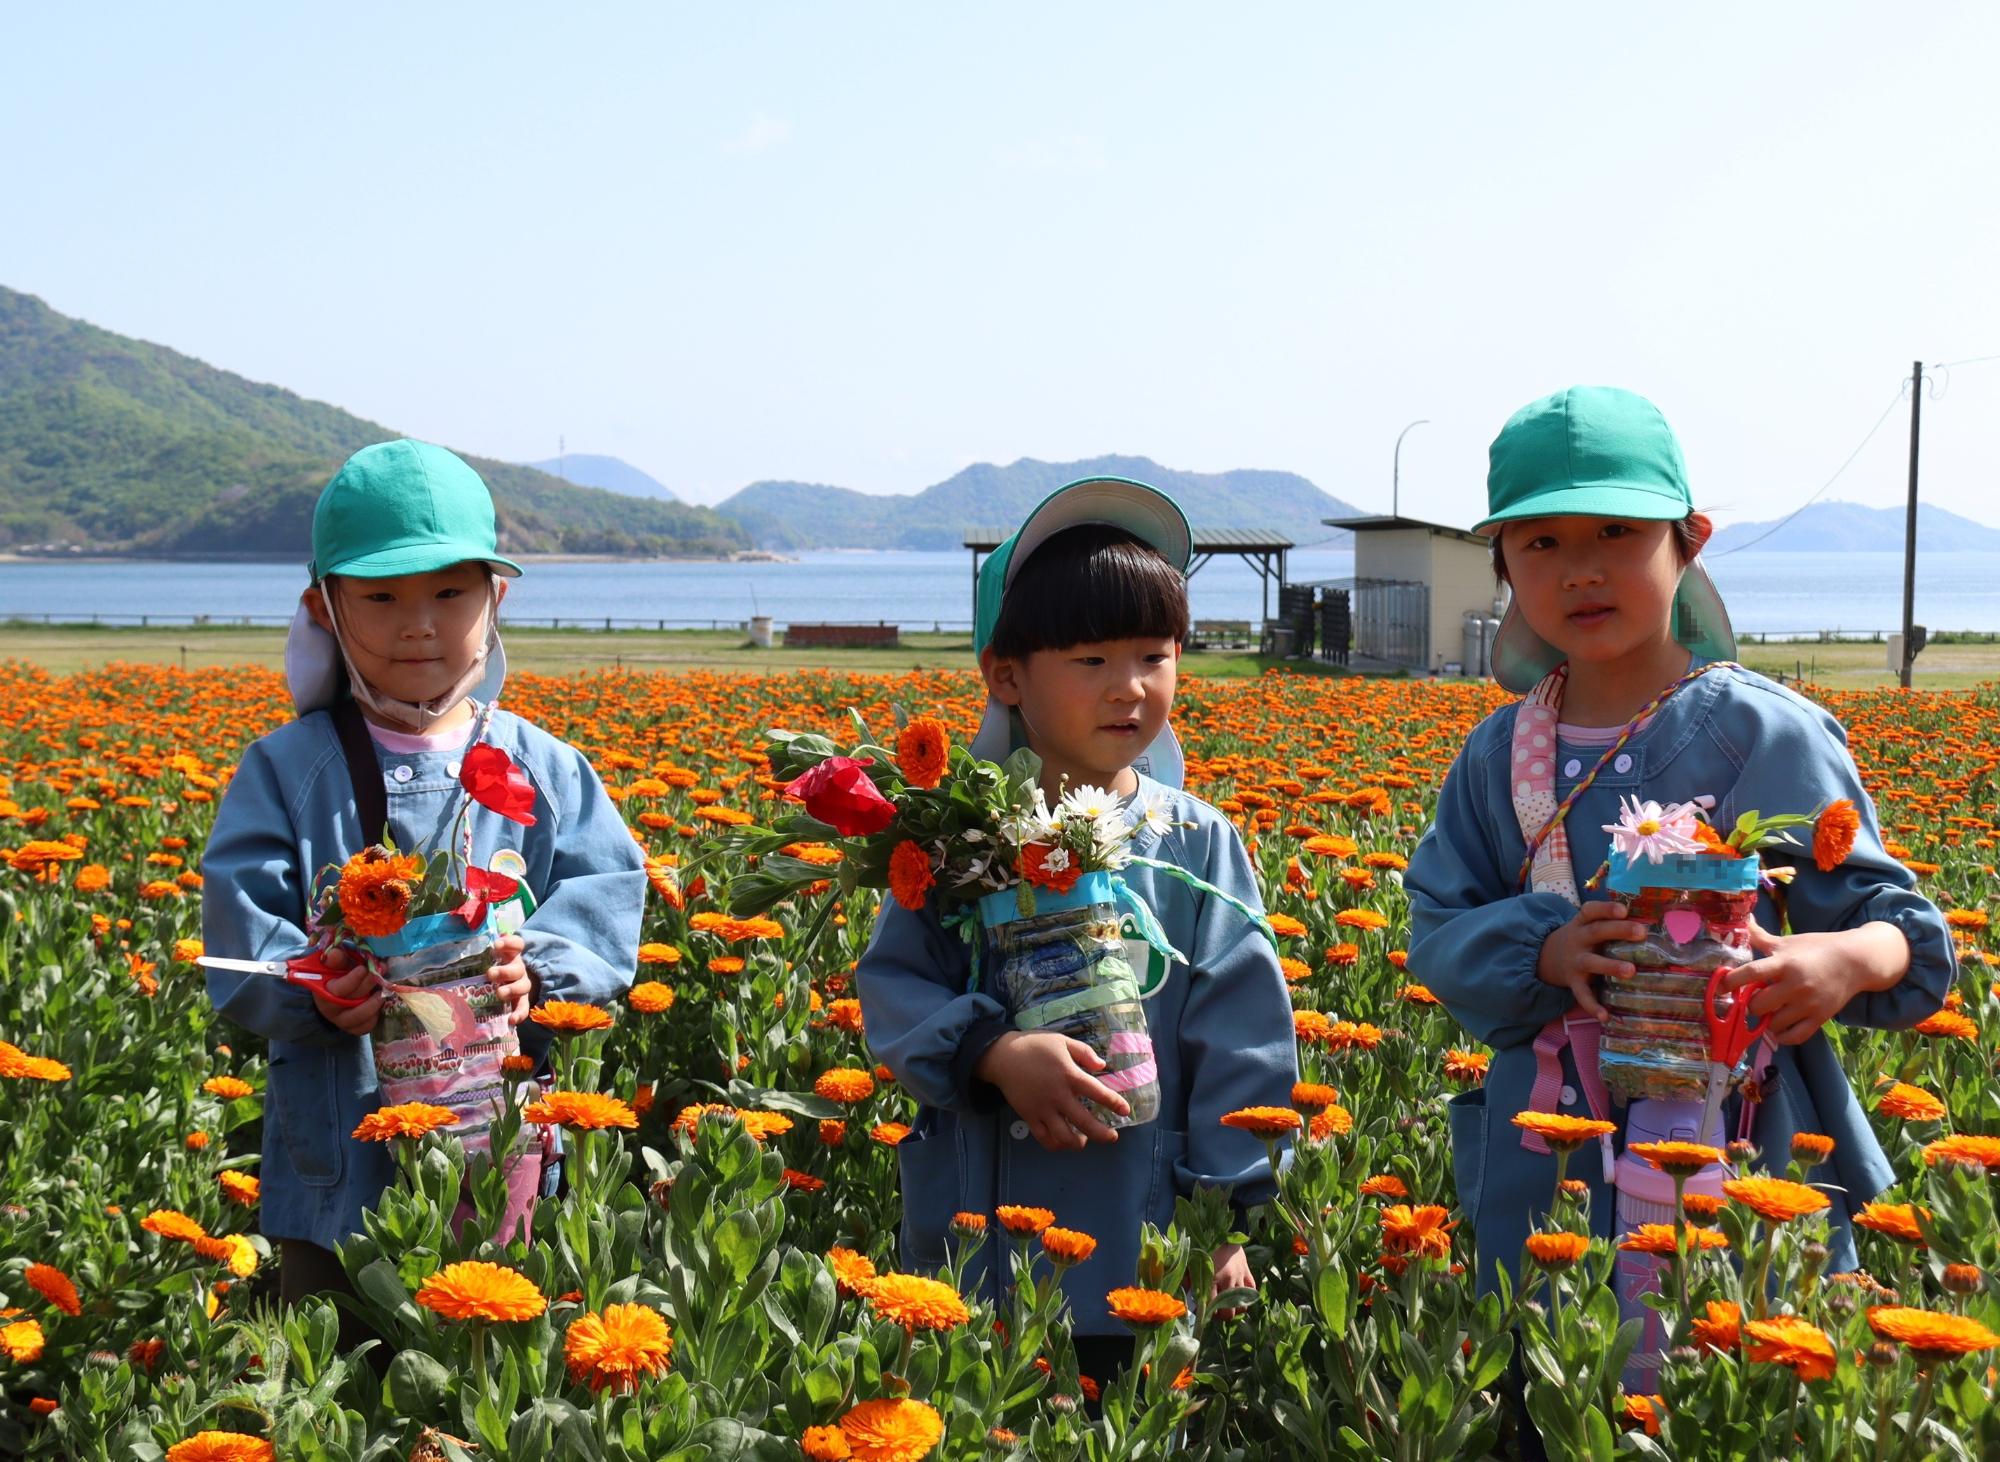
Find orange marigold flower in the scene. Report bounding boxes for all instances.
[1913,1009,1978,1040]
[1293,1009,1333,1043]
[1627,1140,1722,1178]
[1944,908,1989,930]
[1511,1111,1617,1150]
[414,1261,546,1323]
[1444,1049,1491,1083]
[1326,1019,1384,1051]
[1878,1082,1947,1121]
[1397,981,1439,1004]
[1723,1176,1831,1223]
[1310,1104,1354,1140]
[141,1209,208,1243]
[1301,834,1358,859]
[1,1319,45,1364]
[1106,1287,1188,1326]
[951,1212,988,1237]
[1620,1394,1663,1437]
[1812,799,1860,872]
[819,1118,849,1147]
[1278,956,1312,983]
[1041,1227,1098,1265]
[814,1067,877,1104]
[864,1273,970,1333]
[869,1121,910,1146]
[1359,1174,1408,1199]
[24,1263,80,1317]
[1334,907,1391,932]
[193,1233,259,1278]
[1923,1133,2000,1171]
[1220,1106,1303,1138]
[1853,1202,1929,1245]
[525,1091,640,1131]
[895,716,951,789]
[334,848,421,937]
[1291,1081,1339,1110]
[826,1246,878,1296]
[782,1168,825,1193]
[1866,1306,2000,1361]
[996,1205,1055,1235]
[628,981,676,1014]
[1016,842,1080,896]
[739,1109,795,1142]
[637,941,682,965]
[202,1075,253,1100]
[1742,1315,1836,1382]
[1618,1224,1730,1255]
[839,1396,944,1462]
[1691,1299,1742,1353]
[529,1000,614,1033]
[1380,1204,1455,1259]
[563,1303,674,1393]
[1265,913,1308,938]
[172,938,204,963]
[165,1433,277,1462]
[801,1425,852,1461]
[352,1102,460,1141]
[887,840,936,911]
[1680,1191,1726,1223]
[217,1171,260,1207]
[1791,1132,1836,1164]
[708,955,746,975]
[1524,1231,1590,1268]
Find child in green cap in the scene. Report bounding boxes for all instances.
[1405,387,1952,1390]
[202,440,645,1334]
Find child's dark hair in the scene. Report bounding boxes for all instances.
[988,524,1190,657]
[1490,514,1704,583]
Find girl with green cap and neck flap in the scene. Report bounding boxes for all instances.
[201,440,644,1336]
[1405,388,1953,1378]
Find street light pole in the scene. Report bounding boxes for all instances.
[1393,419,1430,519]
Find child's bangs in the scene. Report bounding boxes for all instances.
[989,525,1190,657]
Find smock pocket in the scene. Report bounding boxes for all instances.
[270,1049,344,1189]
[895,1126,957,1269]
[1146,1127,1189,1222]
[1446,1086,1488,1231]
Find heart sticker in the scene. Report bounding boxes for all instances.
[1663,909,1704,945]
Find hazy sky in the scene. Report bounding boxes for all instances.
[7,4,1998,528]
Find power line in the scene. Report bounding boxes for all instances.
[1928,352,2000,370]
[1710,385,1909,558]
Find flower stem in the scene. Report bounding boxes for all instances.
[1894,1367,1940,1462]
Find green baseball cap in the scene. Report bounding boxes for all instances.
[308,439,523,583]
[973,477,1191,654]
[1480,387,1735,692]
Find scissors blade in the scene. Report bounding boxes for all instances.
[196,956,290,977]
[1697,1062,1728,1148]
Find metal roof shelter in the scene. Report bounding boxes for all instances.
[963,526,1296,626]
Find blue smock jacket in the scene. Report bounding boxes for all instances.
[1407,664,1954,1293]
[857,776,1299,1334]
[201,707,645,1250]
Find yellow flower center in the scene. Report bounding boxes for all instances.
[1637,819,1660,836]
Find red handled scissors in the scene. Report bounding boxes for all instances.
[198,949,375,1008]
[1698,965,1769,1145]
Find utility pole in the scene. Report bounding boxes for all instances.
[1899,364,1922,689]
[1393,419,1429,519]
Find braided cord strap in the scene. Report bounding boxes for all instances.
[1124,856,1279,948]
[1514,661,1741,888]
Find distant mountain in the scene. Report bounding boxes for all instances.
[523,452,679,503]
[715,454,1364,550]
[0,287,746,557]
[1708,500,2000,554]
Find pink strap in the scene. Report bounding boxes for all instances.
[1520,1014,1611,1155]
[1106,1031,1153,1056]
[1099,1059,1157,1093]
[1735,1036,1775,1143]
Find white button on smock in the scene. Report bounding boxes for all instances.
[1613,754,1633,774]
[1560,1084,1578,1105]
[1009,1120,1031,1141]
[1563,758,1582,778]
[391,764,414,784]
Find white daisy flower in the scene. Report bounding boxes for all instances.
[1603,796,1704,864]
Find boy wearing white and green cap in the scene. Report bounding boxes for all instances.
[858,477,1298,1384]
[1405,387,1952,1305]
[202,441,644,1324]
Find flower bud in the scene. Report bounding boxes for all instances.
[1942,1263,1983,1295]
[1866,1342,1900,1369]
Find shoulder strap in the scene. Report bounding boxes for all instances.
[329,698,389,847]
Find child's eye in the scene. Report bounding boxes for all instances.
[1601,523,1634,539]
[1144,654,1172,665]
[1074,656,1106,667]
[437,588,463,600]
[361,591,395,603]
[1523,535,1555,551]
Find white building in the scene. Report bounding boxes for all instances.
[1324,514,1503,675]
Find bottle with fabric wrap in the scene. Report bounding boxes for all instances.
[980,870,1162,1129]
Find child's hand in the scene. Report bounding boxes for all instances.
[309,947,383,1035]
[974,1031,1130,1150]
[1212,1241,1254,1318]
[1719,921,1910,1046]
[1536,901,1648,1022]
[486,934,532,1026]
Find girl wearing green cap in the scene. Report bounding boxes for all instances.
[201,441,645,1335]
[1405,387,1954,1314]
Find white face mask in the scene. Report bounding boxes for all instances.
[323,577,502,733]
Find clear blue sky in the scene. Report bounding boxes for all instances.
[6,4,1998,527]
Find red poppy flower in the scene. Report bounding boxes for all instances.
[461,744,539,826]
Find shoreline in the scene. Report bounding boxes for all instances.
[0,549,798,566]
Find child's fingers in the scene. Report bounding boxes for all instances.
[1054,1094,1119,1145]
[1067,1063,1130,1119]
[1579,953,1636,982]
[1562,972,1609,1022]
[1063,1038,1107,1072]
[493,933,526,960]
[1744,923,1783,955]
[1577,902,1629,923]
[1581,921,1650,947]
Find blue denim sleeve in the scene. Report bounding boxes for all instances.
[856,896,1005,1113]
[1710,690,1954,1029]
[518,743,646,1006]
[1406,737,1578,1051]
[200,741,346,1048]
[1173,816,1300,1211]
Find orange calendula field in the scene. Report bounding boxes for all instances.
[2,661,1997,1459]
